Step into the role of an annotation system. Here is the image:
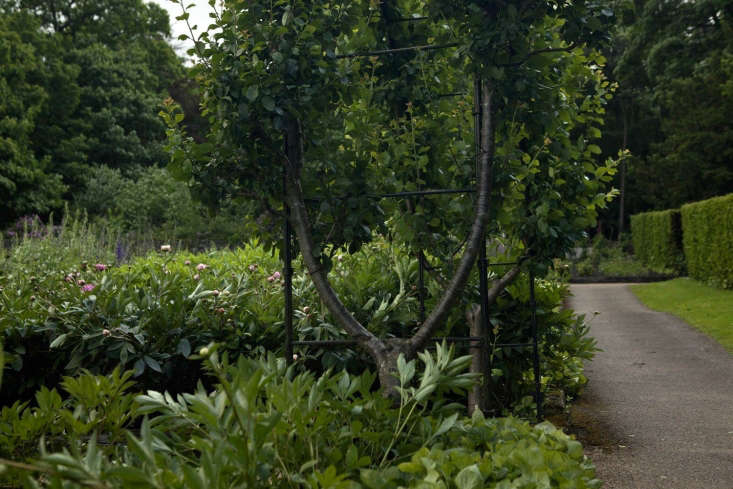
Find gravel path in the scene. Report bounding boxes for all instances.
[568,283,733,489]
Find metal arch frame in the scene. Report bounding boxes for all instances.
[280,39,543,421]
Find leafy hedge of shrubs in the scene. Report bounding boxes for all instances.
[630,209,685,274]
[681,193,733,289]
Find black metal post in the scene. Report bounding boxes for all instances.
[529,269,543,421]
[284,181,294,365]
[418,251,426,323]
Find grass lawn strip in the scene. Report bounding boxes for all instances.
[630,278,733,353]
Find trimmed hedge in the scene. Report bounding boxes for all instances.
[630,209,685,274]
[681,193,733,289]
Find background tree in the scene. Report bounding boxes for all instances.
[600,0,733,236]
[0,0,189,224]
[165,0,618,394]
[0,11,66,224]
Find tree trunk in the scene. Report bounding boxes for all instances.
[617,109,628,241]
[282,78,498,399]
[467,304,488,414]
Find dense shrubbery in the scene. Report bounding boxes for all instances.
[568,235,660,279]
[681,193,733,289]
[1,218,595,412]
[74,165,254,247]
[630,209,685,274]
[1,352,600,489]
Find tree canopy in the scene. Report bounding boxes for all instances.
[600,0,733,233]
[0,0,187,225]
[164,0,619,390]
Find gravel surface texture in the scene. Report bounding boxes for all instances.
[568,283,733,489]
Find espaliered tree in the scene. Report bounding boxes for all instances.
[165,0,619,395]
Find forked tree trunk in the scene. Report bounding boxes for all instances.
[283,79,513,399]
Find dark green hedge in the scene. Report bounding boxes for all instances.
[681,193,733,289]
[630,209,685,274]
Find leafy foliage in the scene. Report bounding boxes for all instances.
[2,353,600,489]
[681,193,733,289]
[600,0,733,230]
[630,209,685,274]
[1,223,595,411]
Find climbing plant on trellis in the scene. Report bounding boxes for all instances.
[164,0,619,418]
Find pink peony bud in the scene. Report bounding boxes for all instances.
[196,263,207,271]
[272,271,281,280]
[193,274,200,281]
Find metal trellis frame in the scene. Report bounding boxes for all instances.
[281,38,543,421]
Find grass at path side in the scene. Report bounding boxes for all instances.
[630,278,733,353]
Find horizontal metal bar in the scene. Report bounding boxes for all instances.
[495,342,533,348]
[436,91,468,98]
[303,188,475,204]
[293,340,358,347]
[336,42,459,59]
[378,188,475,198]
[390,16,430,22]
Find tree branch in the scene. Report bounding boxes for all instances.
[499,43,577,68]
[282,116,386,360]
[407,78,494,355]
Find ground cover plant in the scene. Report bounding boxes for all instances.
[0,349,601,489]
[630,278,733,353]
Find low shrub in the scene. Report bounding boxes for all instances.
[630,209,685,274]
[1,352,600,489]
[681,193,733,289]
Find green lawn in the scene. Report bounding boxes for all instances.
[630,278,733,353]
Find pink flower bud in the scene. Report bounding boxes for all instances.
[272,271,281,280]
[196,263,207,271]
[184,260,191,265]
[193,274,200,281]
[303,306,311,314]
[267,276,275,282]
[212,289,220,296]
[248,264,257,271]
[102,329,111,337]
[94,263,107,271]
[81,283,96,292]
[77,279,85,286]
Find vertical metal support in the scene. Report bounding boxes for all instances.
[284,181,294,365]
[529,269,543,421]
[417,251,426,323]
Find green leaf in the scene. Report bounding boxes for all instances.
[261,96,275,112]
[454,464,482,489]
[177,338,191,358]
[246,85,259,101]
